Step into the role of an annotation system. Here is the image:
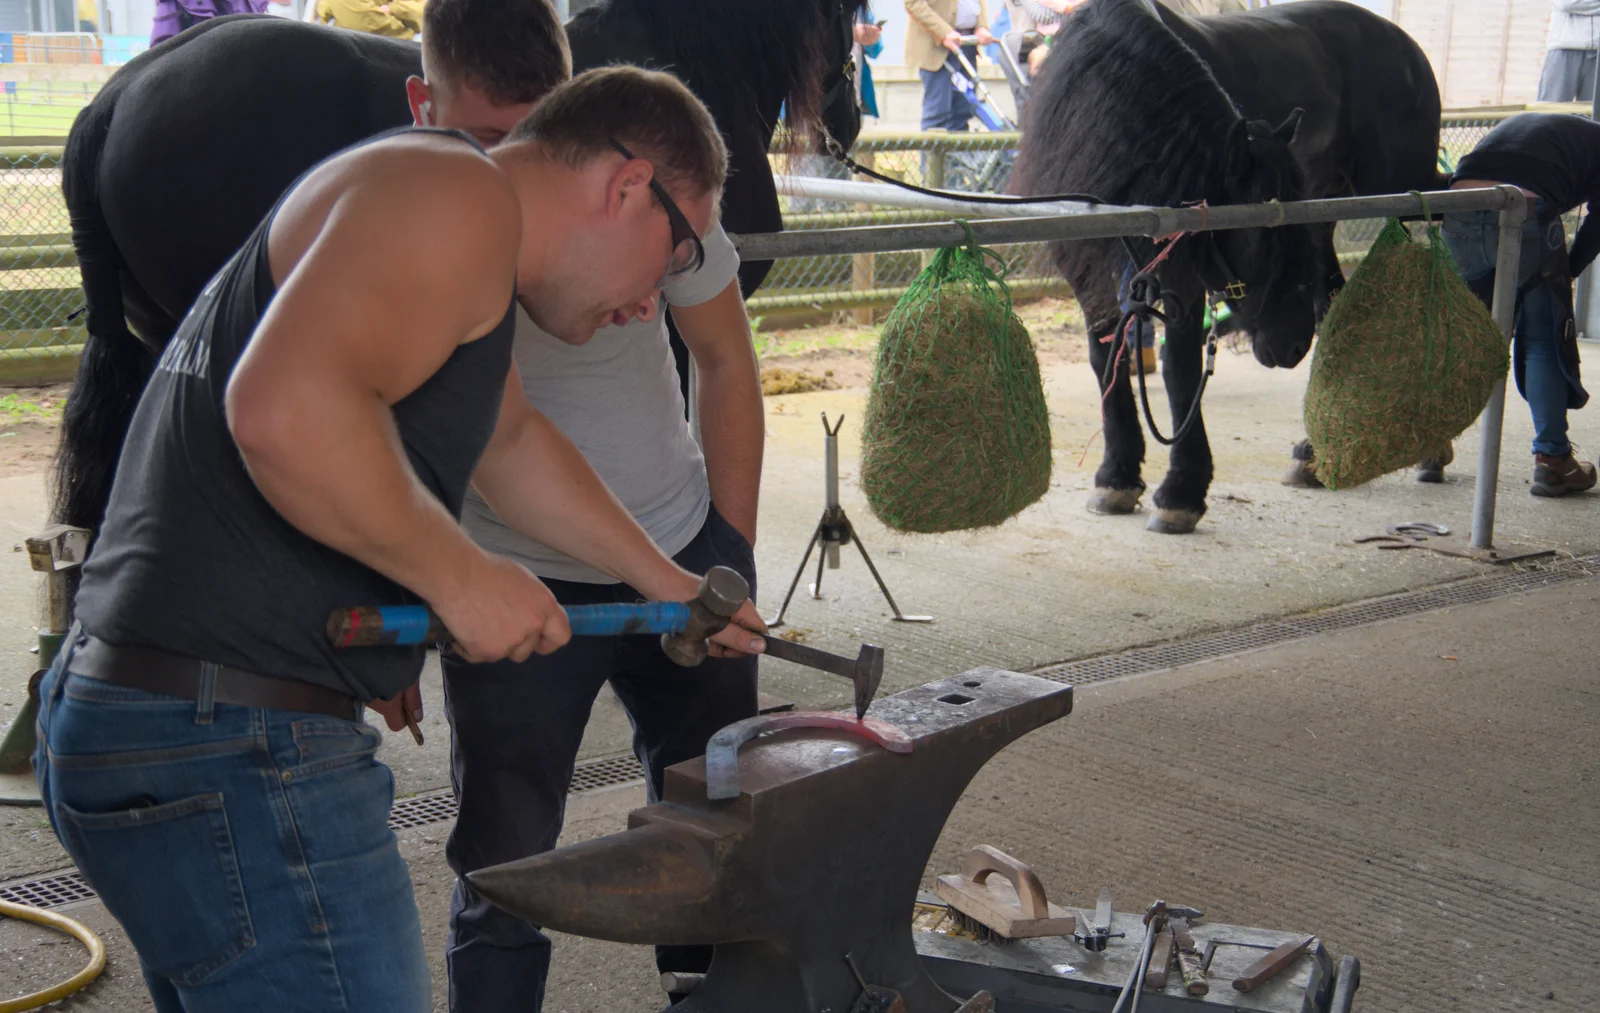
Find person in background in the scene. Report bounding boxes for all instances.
[1442,112,1599,496]
[856,15,884,121]
[1538,0,1600,102]
[905,0,994,132]
[313,0,425,38]
[150,0,267,46]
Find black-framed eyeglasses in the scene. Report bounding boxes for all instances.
[609,138,706,279]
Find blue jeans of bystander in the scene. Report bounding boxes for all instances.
[919,47,979,131]
[1443,202,1572,457]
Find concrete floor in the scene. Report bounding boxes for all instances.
[0,356,1596,1010]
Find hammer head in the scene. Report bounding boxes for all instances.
[661,566,749,667]
[854,644,885,720]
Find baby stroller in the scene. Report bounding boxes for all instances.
[941,35,1028,192]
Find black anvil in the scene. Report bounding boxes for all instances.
[470,668,1073,1013]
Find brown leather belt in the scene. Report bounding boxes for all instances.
[69,636,363,722]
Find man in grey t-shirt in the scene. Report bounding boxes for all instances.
[442,218,764,1011]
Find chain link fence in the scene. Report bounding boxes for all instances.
[0,147,78,364]
[0,104,1575,362]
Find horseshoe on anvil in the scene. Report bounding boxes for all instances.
[705,712,914,800]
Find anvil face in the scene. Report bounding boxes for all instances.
[469,669,1073,1013]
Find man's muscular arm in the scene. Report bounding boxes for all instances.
[226,144,568,663]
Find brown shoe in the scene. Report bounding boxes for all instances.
[1531,452,1598,497]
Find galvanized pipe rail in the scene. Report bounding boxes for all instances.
[774,174,1126,219]
[731,186,1529,550]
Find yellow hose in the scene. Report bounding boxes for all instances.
[0,897,106,1011]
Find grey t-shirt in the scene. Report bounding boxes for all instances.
[461,221,741,583]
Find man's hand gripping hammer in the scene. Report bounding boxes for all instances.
[328,566,887,719]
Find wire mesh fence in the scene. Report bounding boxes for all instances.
[0,147,77,356]
[0,104,1573,352]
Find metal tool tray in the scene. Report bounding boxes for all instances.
[914,895,1359,1013]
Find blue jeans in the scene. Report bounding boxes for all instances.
[1443,202,1571,457]
[441,508,758,1012]
[35,632,429,1013]
[919,47,978,131]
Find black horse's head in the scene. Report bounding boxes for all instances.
[1015,0,1326,369]
[1207,108,1320,368]
[815,0,866,154]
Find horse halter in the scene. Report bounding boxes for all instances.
[816,0,858,121]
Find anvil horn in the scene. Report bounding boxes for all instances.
[467,819,741,944]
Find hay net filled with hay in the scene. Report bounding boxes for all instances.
[1304,216,1508,490]
[862,232,1052,533]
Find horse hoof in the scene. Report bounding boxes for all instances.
[1087,487,1141,515]
[1282,459,1324,488]
[1146,508,1201,534]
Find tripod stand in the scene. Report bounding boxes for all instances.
[768,413,933,628]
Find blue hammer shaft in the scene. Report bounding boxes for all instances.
[328,601,691,648]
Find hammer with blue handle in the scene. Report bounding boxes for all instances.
[326,566,886,719]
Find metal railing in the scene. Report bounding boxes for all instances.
[0,104,1578,358]
[730,186,1530,550]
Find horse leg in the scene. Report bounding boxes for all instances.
[1148,301,1212,534]
[1083,296,1146,515]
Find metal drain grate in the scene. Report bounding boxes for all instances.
[569,753,647,793]
[0,871,96,909]
[388,792,461,830]
[1032,553,1600,688]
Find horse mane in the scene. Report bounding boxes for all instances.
[585,0,868,141]
[1016,0,1243,220]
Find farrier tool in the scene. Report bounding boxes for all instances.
[466,669,1073,1013]
[1231,934,1317,993]
[327,566,887,719]
[769,414,932,627]
[1110,901,1168,1013]
[933,845,1077,942]
[1074,887,1124,952]
[1171,916,1210,996]
[1143,924,1174,989]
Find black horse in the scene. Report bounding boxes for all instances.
[55,0,864,536]
[1016,0,1441,533]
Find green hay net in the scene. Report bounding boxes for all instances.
[1304,217,1508,490]
[861,232,1052,533]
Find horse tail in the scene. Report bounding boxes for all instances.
[54,86,154,536]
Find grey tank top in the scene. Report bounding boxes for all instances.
[75,128,515,701]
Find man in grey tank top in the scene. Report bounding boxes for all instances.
[36,26,765,1012]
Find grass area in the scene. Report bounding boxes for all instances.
[0,83,94,140]
[0,184,70,239]
[0,389,64,425]
[753,320,880,359]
